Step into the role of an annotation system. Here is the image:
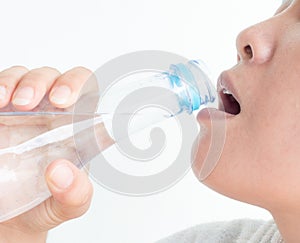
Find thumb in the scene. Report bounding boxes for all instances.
[44,159,93,227]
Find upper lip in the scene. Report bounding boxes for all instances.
[217,71,241,103]
[217,71,241,115]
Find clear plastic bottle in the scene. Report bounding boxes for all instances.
[0,60,217,222]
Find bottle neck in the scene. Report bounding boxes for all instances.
[168,60,217,114]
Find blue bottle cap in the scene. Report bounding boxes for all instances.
[169,63,201,113]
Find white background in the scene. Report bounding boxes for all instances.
[0,0,281,242]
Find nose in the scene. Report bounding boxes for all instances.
[236,20,276,64]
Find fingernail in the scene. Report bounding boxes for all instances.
[50,85,71,104]
[0,86,7,101]
[12,86,34,106]
[49,162,74,190]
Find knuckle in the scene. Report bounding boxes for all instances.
[39,66,60,74]
[0,75,18,84]
[42,199,66,227]
[72,66,92,75]
[9,65,29,72]
[59,66,92,84]
[0,66,28,82]
[71,178,93,208]
[31,66,60,76]
[21,67,60,84]
[79,181,93,206]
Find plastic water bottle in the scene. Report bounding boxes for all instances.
[0,60,216,222]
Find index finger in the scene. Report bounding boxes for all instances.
[49,67,94,108]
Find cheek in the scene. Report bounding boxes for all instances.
[249,82,300,159]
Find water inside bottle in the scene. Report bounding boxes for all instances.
[0,111,117,222]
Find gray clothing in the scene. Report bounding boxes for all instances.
[157,219,283,243]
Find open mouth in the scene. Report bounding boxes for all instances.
[218,88,241,115]
[217,73,241,116]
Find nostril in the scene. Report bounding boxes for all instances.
[244,45,253,59]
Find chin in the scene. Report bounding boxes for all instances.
[191,108,228,181]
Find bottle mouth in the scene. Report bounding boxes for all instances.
[168,60,217,114]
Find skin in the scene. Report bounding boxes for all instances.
[0,66,95,243]
[1,1,299,242]
[193,0,300,242]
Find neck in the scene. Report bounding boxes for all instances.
[272,210,300,243]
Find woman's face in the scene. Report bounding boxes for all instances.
[193,0,300,212]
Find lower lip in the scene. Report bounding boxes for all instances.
[196,108,235,122]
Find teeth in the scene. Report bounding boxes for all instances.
[222,89,232,95]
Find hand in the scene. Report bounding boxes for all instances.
[0,66,94,243]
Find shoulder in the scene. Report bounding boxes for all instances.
[156,218,282,243]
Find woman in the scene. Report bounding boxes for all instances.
[0,0,298,242]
